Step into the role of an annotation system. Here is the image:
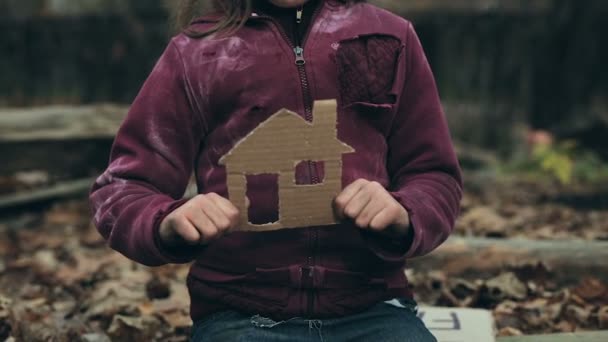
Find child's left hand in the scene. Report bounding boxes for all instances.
[333,179,411,236]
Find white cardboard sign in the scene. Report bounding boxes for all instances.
[419,307,496,342]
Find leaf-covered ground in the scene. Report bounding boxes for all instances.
[0,200,192,341]
[458,175,608,241]
[1,177,607,340]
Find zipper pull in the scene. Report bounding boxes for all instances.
[296,7,303,24]
[294,46,305,65]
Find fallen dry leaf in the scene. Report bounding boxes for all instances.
[146,277,171,300]
[457,206,508,237]
[485,272,528,301]
[598,306,608,329]
[156,310,192,331]
[565,304,593,325]
[554,319,576,332]
[54,250,122,286]
[107,315,162,342]
[573,277,608,304]
[497,326,524,337]
[81,333,112,342]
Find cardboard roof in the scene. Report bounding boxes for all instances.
[219,100,353,174]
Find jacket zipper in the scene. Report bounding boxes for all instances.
[256,5,321,149]
[293,5,320,318]
[293,6,320,185]
[257,3,323,318]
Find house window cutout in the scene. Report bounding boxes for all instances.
[219,99,355,232]
[295,161,326,185]
[246,174,279,225]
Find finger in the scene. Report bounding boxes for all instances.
[334,179,368,210]
[208,193,240,227]
[334,179,369,218]
[369,207,395,231]
[355,196,386,229]
[172,217,201,245]
[198,196,231,232]
[393,205,410,230]
[186,208,218,244]
[343,186,373,220]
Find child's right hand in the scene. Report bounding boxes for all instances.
[159,193,240,248]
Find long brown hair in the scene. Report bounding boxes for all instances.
[174,0,364,38]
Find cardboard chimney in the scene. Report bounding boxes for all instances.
[219,99,355,232]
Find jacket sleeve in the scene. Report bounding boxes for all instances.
[363,23,463,262]
[89,38,205,267]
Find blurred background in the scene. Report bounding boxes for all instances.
[1,0,607,340]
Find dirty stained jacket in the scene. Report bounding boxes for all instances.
[89,0,463,322]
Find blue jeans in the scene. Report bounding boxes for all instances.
[191,300,437,341]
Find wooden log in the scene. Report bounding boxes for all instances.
[0,178,94,210]
[0,105,127,142]
[409,237,608,284]
[0,105,123,176]
[0,139,114,177]
[0,177,196,211]
[0,102,487,146]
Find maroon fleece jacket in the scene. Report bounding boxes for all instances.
[90,0,463,321]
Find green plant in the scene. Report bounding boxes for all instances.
[532,140,575,184]
[503,139,608,185]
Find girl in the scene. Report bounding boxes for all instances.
[90,0,462,340]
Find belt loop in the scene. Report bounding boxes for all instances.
[289,265,302,288]
[312,266,326,288]
[288,265,327,289]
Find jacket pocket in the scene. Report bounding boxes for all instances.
[334,34,404,107]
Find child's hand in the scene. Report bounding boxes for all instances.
[159,193,240,248]
[333,179,411,236]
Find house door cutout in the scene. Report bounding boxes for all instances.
[246,174,279,225]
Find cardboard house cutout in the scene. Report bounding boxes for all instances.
[219,99,355,232]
